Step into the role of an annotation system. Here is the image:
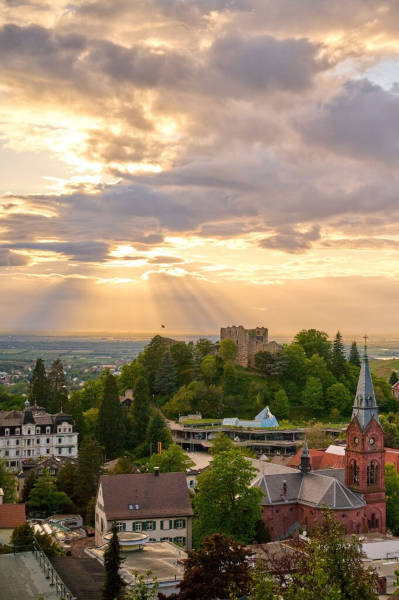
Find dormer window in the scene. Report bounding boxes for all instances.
[15,428,20,435]
[5,429,9,436]
[46,427,51,434]
[36,427,40,434]
[27,429,31,435]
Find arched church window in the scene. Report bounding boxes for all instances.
[367,461,378,486]
[350,459,359,485]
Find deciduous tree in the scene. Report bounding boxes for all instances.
[193,448,262,545]
[219,339,238,362]
[294,329,331,361]
[178,533,251,600]
[147,443,194,473]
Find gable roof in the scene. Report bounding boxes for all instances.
[0,504,26,529]
[252,465,365,510]
[99,472,193,520]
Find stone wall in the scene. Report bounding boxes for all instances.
[221,325,280,367]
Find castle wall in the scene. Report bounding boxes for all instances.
[221,325,277,367]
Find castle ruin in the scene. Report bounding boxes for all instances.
[220,325,282,367]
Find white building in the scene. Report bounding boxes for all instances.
[0,400,78,471]
[95,470,193,549]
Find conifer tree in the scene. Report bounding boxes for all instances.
[153,351,177,396]
[48,358,68,413]
[390,371,399,386]
[97,373,125,459]
[102,522,125,600]
[331,331,347,378]
[349,341,361,367]
[65,392,86,443]
[130,376,151,449]
[21,469,38,503]
[74,437,103,509]
[146,412,172,451]
[28,358,50,409]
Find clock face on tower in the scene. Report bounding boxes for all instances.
[354,437,359,445]
[369,437,375,446]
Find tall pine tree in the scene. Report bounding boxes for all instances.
[29,358,50,409]
[102,522,124,600]
[349,340,361,367]
[97,374,125,460]
[390,371,399,386]
[74,437,103,510]
[331,331,347,378]
[130,376,151,450]
[153,351,177,396]
[146,412,172,452]
[48,358,68,413]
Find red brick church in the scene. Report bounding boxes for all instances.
[253,344,386,539]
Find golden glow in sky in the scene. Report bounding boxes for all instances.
[2,0,399,333]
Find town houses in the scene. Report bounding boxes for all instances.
[0,400,78,471]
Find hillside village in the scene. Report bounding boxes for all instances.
[1,328,399,598]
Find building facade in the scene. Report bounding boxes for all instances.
[220,325,282,367]
[95,471,193,549]
[0,401,78,471]
[254,346,386,539]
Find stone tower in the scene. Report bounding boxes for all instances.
[220,325,281,367]
[345,340,386,533]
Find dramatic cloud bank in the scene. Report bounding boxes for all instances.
[1,0,399,332]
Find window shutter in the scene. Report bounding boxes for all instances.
[174,519,178,528]
[152,521,156,530]
[160,520,164,530]
[169,520,173,529]
[142,522,147,531]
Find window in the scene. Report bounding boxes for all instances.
[58,438,62,444]
[27,429,31,435]
[161,537,172,542]
[116,522,126,532]
[367,461,379,486]
[16,439,19,446]
[143,521,156,531]
[160,520,172,531]
[5,450,9,457]
[58,448,62,455]
[174,519,185,529]
[68,448,72,454]
[46,449,50,454]
[27,439,31,446]
[173,537,186,546]
[149,538,156,543]
[15,428,20,435]
[36,427,40,434]
[46,427,51,434]
[36,439,40,445]
[5,429,9,436]
[132,522,142,532]
[349,459,359,485]
[16,450,19,456]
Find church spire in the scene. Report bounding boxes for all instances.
[351,335,379,430]
[300,438,311,474]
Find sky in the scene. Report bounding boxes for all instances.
[1,0,399,335]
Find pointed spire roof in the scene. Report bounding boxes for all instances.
[302,438,309,458]
[351,336,379,430]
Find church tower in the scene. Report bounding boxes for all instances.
[345,339,386,533]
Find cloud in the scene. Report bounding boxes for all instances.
[1,241,110,262]
[299,79,399,162]
[259,226,321,253]
[0,248,29,266]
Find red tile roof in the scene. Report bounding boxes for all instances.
[100,472,193,520]
[0,503,26,528]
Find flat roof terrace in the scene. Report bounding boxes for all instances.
[0,552,58,600]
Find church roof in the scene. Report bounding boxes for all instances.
[351,345,379,430]
[252,463,365,510]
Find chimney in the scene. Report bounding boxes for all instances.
[0,488,3,505]
[154,467,160,477]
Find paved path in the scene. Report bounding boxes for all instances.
[0,552,58,600]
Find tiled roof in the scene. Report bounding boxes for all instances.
[252,463,365,510]
[100,472,194,520]
[0,503,26,528]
